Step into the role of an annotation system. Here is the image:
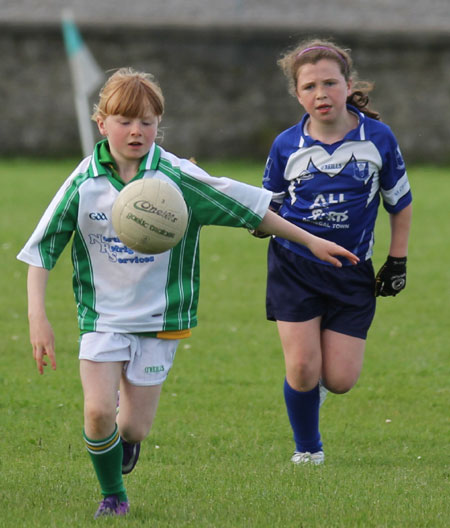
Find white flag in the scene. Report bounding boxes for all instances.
[62,10,104,157]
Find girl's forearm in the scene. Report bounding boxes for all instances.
[258,210,316,247]
[388,204,412,257]
[27,266,50,320]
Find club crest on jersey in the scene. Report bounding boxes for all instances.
[351,156,369,182]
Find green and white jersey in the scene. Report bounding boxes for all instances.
[17,140,272,335]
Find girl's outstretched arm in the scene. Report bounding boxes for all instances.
[257,209,359,267]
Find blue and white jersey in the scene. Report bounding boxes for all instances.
[263,105,412,265]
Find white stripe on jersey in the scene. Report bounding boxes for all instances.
[144,143,156,170]
[366,172,380,206]
[360,123,366,140]
[284,141,383,182]
[381,173,410,205]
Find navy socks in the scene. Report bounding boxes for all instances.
[283,378,323,453]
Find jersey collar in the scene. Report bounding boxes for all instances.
[299,104,365,148]
[88,139,161,185]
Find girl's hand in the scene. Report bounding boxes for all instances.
[375,256,407,296]
[29,314,56,374]
[307,237,359,267]
[257,210,359,266]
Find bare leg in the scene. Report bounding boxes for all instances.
[321,330,365,393]
[277,318,322,391]
[80,360,123,439]
[117,378,162,443]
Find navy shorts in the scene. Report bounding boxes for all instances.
[266,240,376,339]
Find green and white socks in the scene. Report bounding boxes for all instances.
[84,424,127,502]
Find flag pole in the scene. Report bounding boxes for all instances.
[61,10,104,157]
[74,93,96,160]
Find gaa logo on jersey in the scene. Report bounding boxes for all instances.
[89,212,108,221]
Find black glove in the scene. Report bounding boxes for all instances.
[375,256,407,297]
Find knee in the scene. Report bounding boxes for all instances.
[322,358,363,394]
[84,402,116,435]
[323,377,356,394]
[119,419,152,444]
[328,384,352,394]
[286,360,320,392]
[120,426,148,444]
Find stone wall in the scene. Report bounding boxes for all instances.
[2,23,449,163]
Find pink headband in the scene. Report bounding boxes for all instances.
[296,46,347,67]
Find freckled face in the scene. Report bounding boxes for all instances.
[96,112,159,163]
[295,59,352,124]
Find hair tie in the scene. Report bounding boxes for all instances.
[296,46,347,67]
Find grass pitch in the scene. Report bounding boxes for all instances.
[0,159,448,527]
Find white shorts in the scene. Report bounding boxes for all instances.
[79,332,178,386]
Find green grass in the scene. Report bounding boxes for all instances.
[0,159,448,527]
